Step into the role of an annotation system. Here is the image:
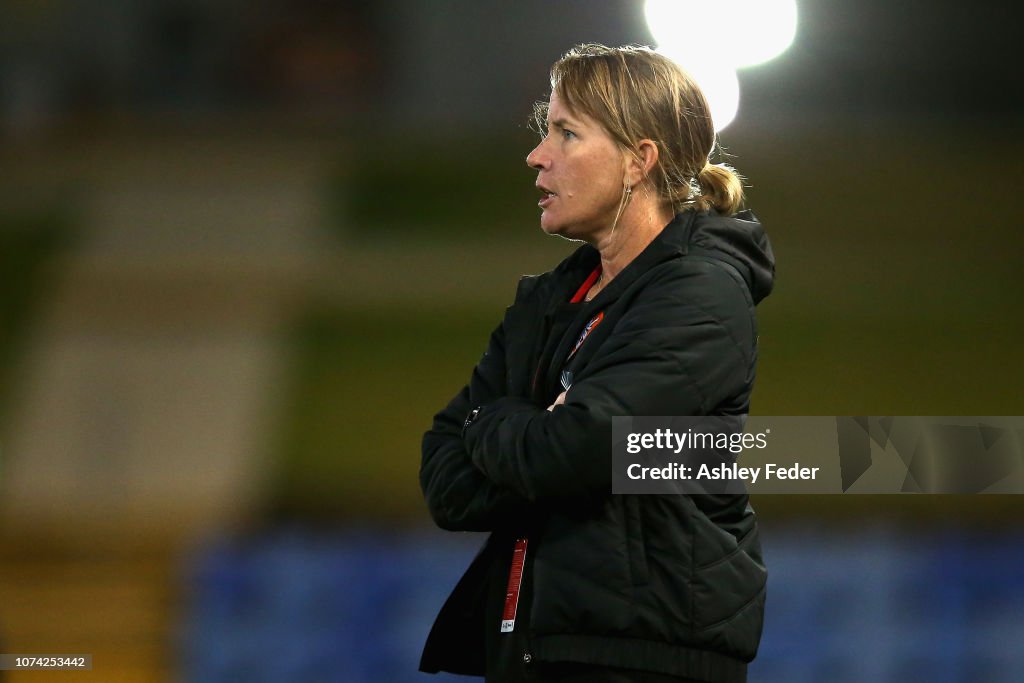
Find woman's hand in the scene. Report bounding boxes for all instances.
[547,390,568,411]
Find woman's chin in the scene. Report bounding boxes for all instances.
[540,214,571,236]
[540,218,591,244]
[539,218,559,235]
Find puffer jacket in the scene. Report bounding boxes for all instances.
[419,209,775,682]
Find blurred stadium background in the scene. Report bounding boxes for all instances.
[0,1,1022,681]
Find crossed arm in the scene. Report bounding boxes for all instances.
[420,273,751,531]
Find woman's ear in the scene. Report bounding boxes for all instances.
[624,139,660,187]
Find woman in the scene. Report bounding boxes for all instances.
[419,44,774,683]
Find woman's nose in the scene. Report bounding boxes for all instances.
[526,141,548,170]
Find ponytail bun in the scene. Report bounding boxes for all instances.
[694,163,745,215]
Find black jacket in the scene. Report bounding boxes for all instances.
[420,209,775,681]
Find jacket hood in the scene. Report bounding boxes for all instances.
[687,209,775,304]
[543,208,775,308]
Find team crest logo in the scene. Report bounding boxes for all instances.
[567,311,604,361]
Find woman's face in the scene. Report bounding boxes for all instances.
[526,92,628,240]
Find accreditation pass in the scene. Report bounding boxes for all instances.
[500,538,529,632]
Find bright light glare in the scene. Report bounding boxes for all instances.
[691,64,739,132]
[655,48,740,132]
[732,0,798,67]
[643,0,797,130]
[644,0,798,68]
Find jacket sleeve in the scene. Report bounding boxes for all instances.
[420,320,535,531]
[463,265,754,501]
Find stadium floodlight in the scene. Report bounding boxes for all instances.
[655,50,741,132]
[644,0,798,130]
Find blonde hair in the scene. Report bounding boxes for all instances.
[534,43,745,216]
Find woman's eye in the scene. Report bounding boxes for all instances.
[562,129,576,140]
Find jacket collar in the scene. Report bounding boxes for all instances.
[570,210,695,308]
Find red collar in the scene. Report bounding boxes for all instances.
[569,265,602,303]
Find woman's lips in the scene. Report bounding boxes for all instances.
[537,184,556,208]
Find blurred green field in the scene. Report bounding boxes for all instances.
[0,206,75,427]
[3,123,1020,525]
[268,306,499,519]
